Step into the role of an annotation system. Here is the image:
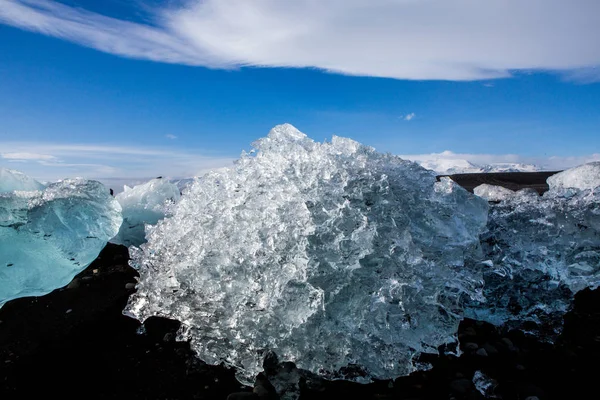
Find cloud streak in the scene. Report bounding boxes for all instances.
[0,141,235,183]
[1,0,599,81]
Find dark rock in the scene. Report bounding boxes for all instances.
[66,278,80,290]
[464,342,479,351]
[482,343,498,356]
[475,348,488,357]
[450,378,473,394]
[227,392,259,400]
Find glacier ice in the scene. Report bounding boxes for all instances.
[465,163,600,330]
[473,184,516,202]
[547,161,600,191]
[126,124,489,383]
[0,168,45,193]
[110,178,180,247]
[0,177,122,306]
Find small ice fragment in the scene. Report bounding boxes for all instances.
[474,184,515,202]
[110,178,180,247]
[472,370,497,398]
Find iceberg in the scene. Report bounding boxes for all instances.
[126,124,489,384]
[466,163,600,330]
[110,178,180,247]
[0,168,45,193]
[0,177,122,306]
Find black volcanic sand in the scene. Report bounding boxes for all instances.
[2,172,599,400]
[439,172,562,194]
[2,248,599,400]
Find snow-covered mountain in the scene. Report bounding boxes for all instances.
[407,158,541,175]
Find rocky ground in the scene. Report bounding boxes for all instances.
[1,243,598,400]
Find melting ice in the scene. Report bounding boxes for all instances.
[0,168,46,193]
[110,178,181,247]
[467,163,600,331]
[126,124,489,383]
[0,177,122,305]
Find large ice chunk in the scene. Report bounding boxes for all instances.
[110,178,180,247]
[0,168,45,193]
[126,124,489,383]
[0,178,122,305]
[547,162,600,191]
[466,165,600,330]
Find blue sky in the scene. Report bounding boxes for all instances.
[0,0,599,184]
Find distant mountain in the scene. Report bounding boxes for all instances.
[409,158,541,175]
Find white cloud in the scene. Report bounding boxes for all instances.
[0,141,235,183]
[1,152,57,161]
[165,134,178,140]
[402,113,416,121]
[1,0,599,81]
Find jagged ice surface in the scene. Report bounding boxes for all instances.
[0,168,46,193]
[473,184,516,202]
[0,178,122,305]
[110,178,180,247]
[466,164,600,330]
[547,161,600,191]
[126,124,489,383]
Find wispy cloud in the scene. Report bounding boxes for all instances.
[0,141,235,183]
[165,134,178,140]
[1,152,57,161]
[1,0,599,81]
[402,113,416,121]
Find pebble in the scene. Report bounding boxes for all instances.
[67,278,80,289]
[227,393,258,400]
[65,309,73,314]
[501,337,519,352]
[163,332,175,342]
[475,348,488,357]
[125,283,136,290]
[450,378,473,394]
[253,384,270,398]
[482,343,498,356]
[464,342,479,351]
[93,269,99,274]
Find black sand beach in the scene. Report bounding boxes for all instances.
[1,173,598,400]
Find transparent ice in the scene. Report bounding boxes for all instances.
[472,370,498,398]
[126,124,489,383]
[110,178,180,247]
[473,184,516,202]
[547,161,600,192]
[0,177,122,306]
[0,168,46,193]
[465,163,600,330]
